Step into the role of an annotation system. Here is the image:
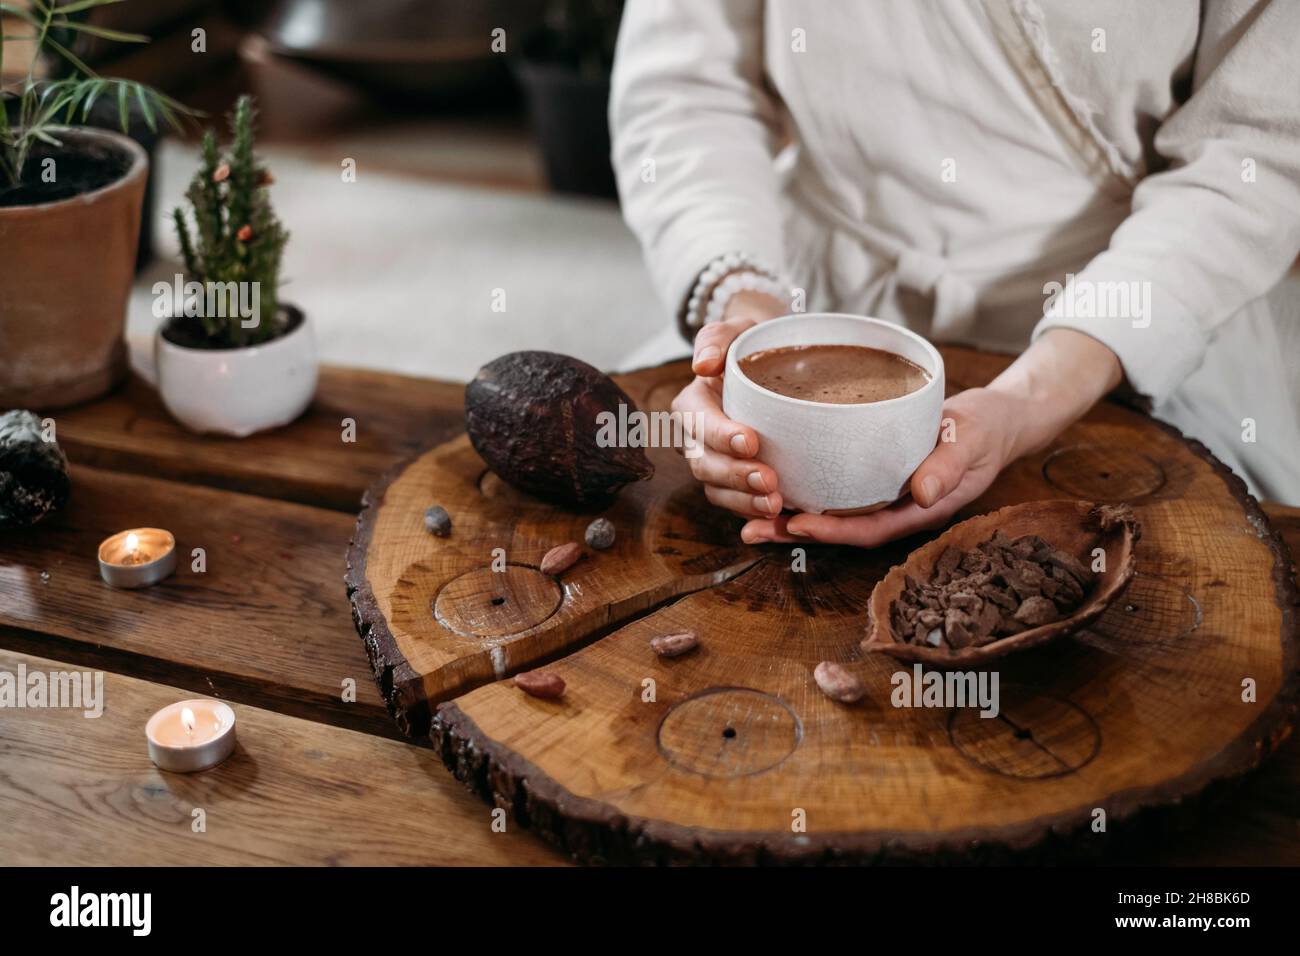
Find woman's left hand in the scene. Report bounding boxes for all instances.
[738,386,1020,545]
[738,329,1126,547]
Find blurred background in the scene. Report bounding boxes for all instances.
[1,0,674,379]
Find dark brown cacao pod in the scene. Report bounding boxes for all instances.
[465,351,654,507]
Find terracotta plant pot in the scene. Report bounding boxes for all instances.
[0,128,148,410]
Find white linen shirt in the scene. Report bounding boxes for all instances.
[611,0,1300,503]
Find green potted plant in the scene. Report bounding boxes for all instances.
[0,0,189,409]
[515,0,622,198]
[155,94,315,437]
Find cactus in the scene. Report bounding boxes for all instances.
[172,96,289,347]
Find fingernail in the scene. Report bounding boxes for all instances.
[741,529,765,544]
[747,471,768,492]
[787,526,809,537]
[753,495,774,514]
[920,476,942,507]
[696,346,721,366]
[730,433,751,456]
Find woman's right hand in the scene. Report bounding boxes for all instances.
[670,289,787,523]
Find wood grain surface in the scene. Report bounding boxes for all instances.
[347,360,1297,863]
[0,465,394,736]
[0,648,561,866]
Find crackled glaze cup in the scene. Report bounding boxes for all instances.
[722,313,945,515]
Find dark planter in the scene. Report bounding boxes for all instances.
[514,58,617,199]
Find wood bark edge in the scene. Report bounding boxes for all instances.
[345,454,434,737]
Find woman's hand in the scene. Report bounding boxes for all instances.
[670,289,788,518]
[739,328,1125,545]
[739,386,1021,544]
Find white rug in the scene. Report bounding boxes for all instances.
[128,141,690,383]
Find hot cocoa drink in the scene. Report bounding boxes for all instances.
[722,313,945,513]
[738,344,930,404]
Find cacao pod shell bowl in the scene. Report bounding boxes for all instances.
[862,500,1140,667]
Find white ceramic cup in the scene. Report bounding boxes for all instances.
[722,313,945,515]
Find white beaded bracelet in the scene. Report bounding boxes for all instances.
[702,271,790,327]
[682,252,788,331]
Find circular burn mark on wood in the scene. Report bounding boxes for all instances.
[948,687,1100,779]
[1042,445,1166,501]
[433,566,563,638]
[1076,572,1202,655]
[657,688,802,778]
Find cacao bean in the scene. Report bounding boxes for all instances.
[514,669,565,699]
[649,630,698,658]
[813,661,866,703]
[540,541,583,576]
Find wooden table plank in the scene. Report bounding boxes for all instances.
[1120,732,1300,865]
[0,465,395,737]
[0,648,563,866]
[50,367,466,512]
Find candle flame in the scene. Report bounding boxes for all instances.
[181,706,196,735]
[125,532,140,554]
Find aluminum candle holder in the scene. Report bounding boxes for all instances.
[145,699,237,773]
[98,528,177,588]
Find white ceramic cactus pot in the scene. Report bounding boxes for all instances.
[155,305,318,437]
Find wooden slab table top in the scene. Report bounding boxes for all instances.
[1,350,1297,866]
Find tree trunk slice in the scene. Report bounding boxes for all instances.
[346,366,761,735]
[353,359,1298,862]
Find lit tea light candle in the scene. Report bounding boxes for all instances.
[98,528,176,588]
[145,699,237,772]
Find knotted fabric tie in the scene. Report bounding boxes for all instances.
[892,246,980,340]
[793,176,979,340]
